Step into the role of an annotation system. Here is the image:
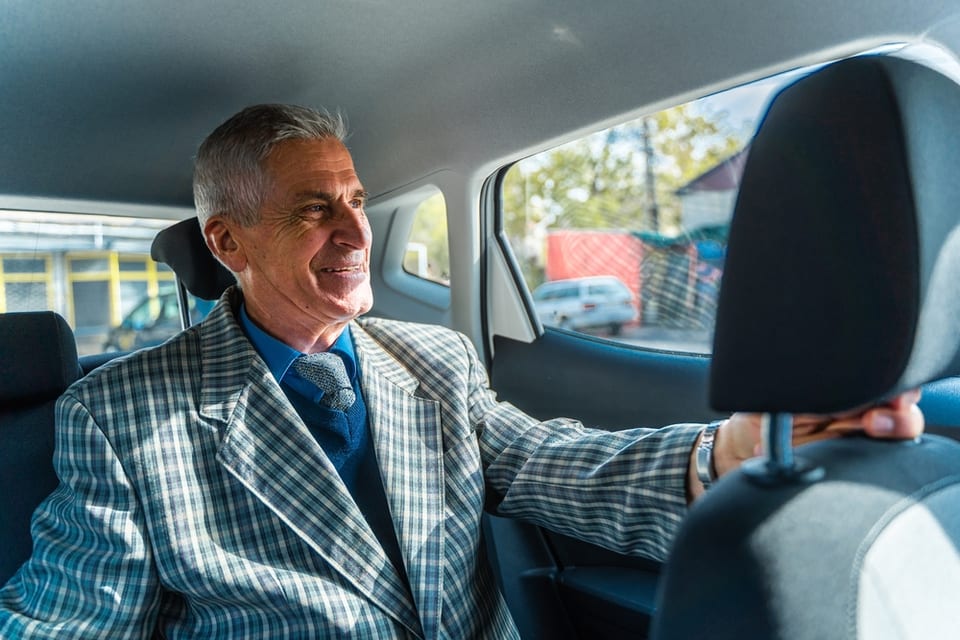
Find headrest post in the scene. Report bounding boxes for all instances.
[762,412,794,468]
[742,412,825,486]
[174,279,192,329]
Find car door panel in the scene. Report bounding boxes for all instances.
[488,330,960,639]
[919,376,960,438]
[487,328,723,638]
[490,330,721,429]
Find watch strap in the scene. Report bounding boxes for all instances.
[696,420,724,489]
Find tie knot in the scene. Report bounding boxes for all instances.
[292,352,356,411]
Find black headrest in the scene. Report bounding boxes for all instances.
[0,311,80,404]
[150,217,235,301]
[710,54,960,414]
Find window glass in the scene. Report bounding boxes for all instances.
[70,257,110,272]
[119,258,151,273]
[119,280,151,316]
[5,282,48,312]
[501,67,805,352]
[0,210,212,356]
[3,258,46,273]
[403,192,450,285]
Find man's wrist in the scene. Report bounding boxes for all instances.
[695,420,724,490]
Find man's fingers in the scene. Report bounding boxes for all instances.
[862,402,924,439]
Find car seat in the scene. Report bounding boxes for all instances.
[651,54,960,639]
[0,311,81,583]
[150,216,235,326]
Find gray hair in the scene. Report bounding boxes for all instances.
[193,104,349,227]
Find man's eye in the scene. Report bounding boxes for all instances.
[350,199,364,208]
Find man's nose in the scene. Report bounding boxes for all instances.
[333,204,372,248]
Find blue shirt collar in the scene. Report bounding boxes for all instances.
[238,303,358,385]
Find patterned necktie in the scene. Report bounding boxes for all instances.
[291,352,357,411]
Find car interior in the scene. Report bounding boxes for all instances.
[2,1,960,638]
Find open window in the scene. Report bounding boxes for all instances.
[497,45,925,354]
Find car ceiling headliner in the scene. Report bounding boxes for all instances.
[1,0,958,214]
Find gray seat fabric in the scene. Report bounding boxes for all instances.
[0,311,80,583]
[652,55,960,640]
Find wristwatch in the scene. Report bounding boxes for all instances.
[696,420,724,489]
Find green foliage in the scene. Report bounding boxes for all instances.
[500,102,745,287]
[504,103,743,237]
[648,105,744,230]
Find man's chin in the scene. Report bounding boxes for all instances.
[336,290,373,321]
[355,296,374,319]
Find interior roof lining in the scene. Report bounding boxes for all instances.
[1,1,957,209]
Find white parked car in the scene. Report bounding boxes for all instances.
[532,276,637,335]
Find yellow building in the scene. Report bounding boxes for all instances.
[0,211,176,354]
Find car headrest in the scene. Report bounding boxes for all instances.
[710,54,960,414]
[150,217,235,301]
[0,311,80,404]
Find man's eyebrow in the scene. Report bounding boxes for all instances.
[293,189,368,201]
[294,190,333,201]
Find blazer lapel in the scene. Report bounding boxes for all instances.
[195,293,423,636]
[353,324,446,640]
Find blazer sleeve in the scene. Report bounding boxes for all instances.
[0,391,161,639]
[459,333,703,563]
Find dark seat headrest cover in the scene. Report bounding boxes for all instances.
[150,217,235,301]
[710,55,960,414]
[0,311,80,403]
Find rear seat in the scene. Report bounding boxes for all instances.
[0,311,81,583]
[0,314,129,584]
[0,218,221,585]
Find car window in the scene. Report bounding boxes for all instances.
[499,46,929,353]
[498,65,824,353]
[588,283,620,297]
[403,191,450,285]
[0,209,209,356]
[122,292,169,330]
[537,284,576,301]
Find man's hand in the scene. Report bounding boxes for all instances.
[688,390,925,501]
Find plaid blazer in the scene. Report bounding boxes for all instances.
[0,289,700,639]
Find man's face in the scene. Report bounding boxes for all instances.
[222,137,373,342]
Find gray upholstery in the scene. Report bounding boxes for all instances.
[0,312,80,583]
[652,55,960,640]
[654,436,960,639]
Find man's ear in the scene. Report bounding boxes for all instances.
[204,216,246,273]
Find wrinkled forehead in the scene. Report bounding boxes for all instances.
[263,138,363,193]
[266,137,355,170]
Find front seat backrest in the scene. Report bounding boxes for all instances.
[652,53,960,639]
[0,311,80,584]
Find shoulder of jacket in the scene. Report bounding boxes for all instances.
[69,324,202,397]
[356,316,461,343]
[354,317,473,366]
